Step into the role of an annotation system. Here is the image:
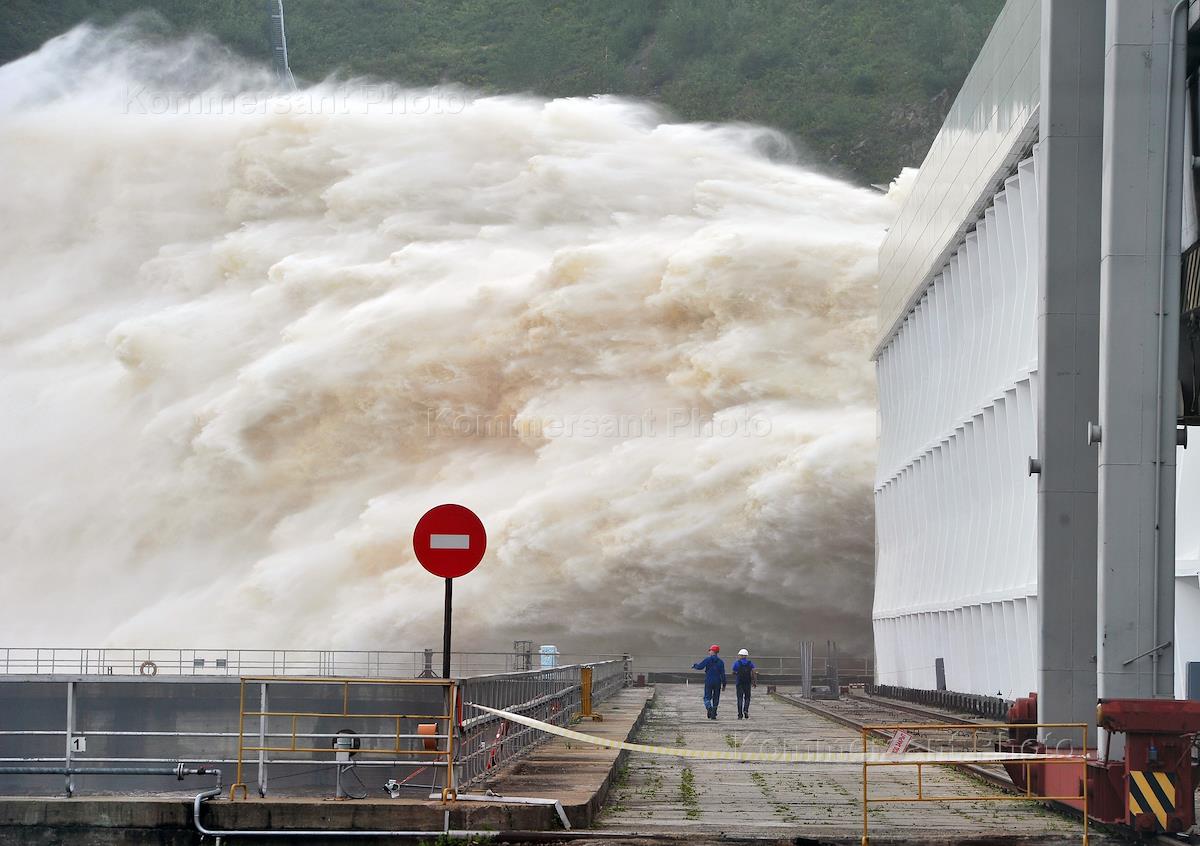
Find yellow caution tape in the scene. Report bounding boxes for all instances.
[467,703,1070,765]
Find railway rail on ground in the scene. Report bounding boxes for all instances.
[776,688,1199,846]
[774,688,1018,792]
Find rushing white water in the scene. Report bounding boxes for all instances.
[0,22,901,656]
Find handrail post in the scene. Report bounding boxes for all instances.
[232,678,246,799]
[580,666,594,719]
[257,682,268,797]
[63,680,75,797]
[443,681,458,801]
[1082,724,1089,846]
[861,727,869,846]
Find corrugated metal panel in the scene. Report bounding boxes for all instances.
[875,0,1041,356]
[873,155,1039,699]
[873,0,1200,702]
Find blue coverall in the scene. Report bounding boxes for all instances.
[691,654,726,718]
[731,657,756,717]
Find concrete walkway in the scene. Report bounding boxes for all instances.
[597,684,1086,840]
[486,685,654,825]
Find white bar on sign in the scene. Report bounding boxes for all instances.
[430,534,471,550]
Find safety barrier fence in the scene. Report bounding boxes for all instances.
[866,683,1013,721]
[229,676,458,801]
[0,647,872,680]
[456,660,624,787]
[860,722,1090,846]
[0,661,626,797]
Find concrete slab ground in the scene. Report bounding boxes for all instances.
[487,686,655,825]
[0,684,1143,844]
[596,685,1094,841]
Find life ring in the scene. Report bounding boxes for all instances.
[138,660,158,676]
[486,720,509,769]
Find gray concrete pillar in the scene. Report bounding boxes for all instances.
[1037,0,1106,737]
[1097,0,1186,718]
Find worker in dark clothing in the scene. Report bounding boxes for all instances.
[732,648,757,719]
[692,644,726,719]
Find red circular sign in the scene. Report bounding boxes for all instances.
[413,504,487,579]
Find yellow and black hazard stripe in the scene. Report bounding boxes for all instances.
[1128,770,1177,830]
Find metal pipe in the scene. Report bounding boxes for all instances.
[0,757,438,766]
[1151,0,1189,696]
[0,765,220,782]
[0,730,442,739]
[192,787,500,839]
[442,577,453,679]
[0,757,239,764]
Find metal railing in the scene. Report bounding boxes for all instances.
[630,653,873,679]
[860,722,1090,846]
[0,647,871,680]
[456,661,624,787]
[229,677,459,801]
[0,661,627,797]
[0,648,628,678]
[590,658,628,702]
[867,683,1013,720]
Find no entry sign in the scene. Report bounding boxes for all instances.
[413,503,487,679]
[413,504,487,579]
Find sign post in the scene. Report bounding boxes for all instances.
[413,504,487,679]
[442,577,452,679]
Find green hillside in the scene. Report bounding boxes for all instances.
[0,0,1003,184]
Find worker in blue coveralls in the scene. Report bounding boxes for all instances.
[692,644,726,719]
[731,648,757,719]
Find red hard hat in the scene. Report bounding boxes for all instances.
[709,644,720,652]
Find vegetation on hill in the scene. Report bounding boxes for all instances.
[0,0,1003,184]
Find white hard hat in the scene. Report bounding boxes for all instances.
[738,648,749,656]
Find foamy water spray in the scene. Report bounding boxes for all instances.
[0,22,902,655]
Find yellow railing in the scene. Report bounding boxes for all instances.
[229,676,459,801]
[860,722,1090,846]
[578,665,605,721]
